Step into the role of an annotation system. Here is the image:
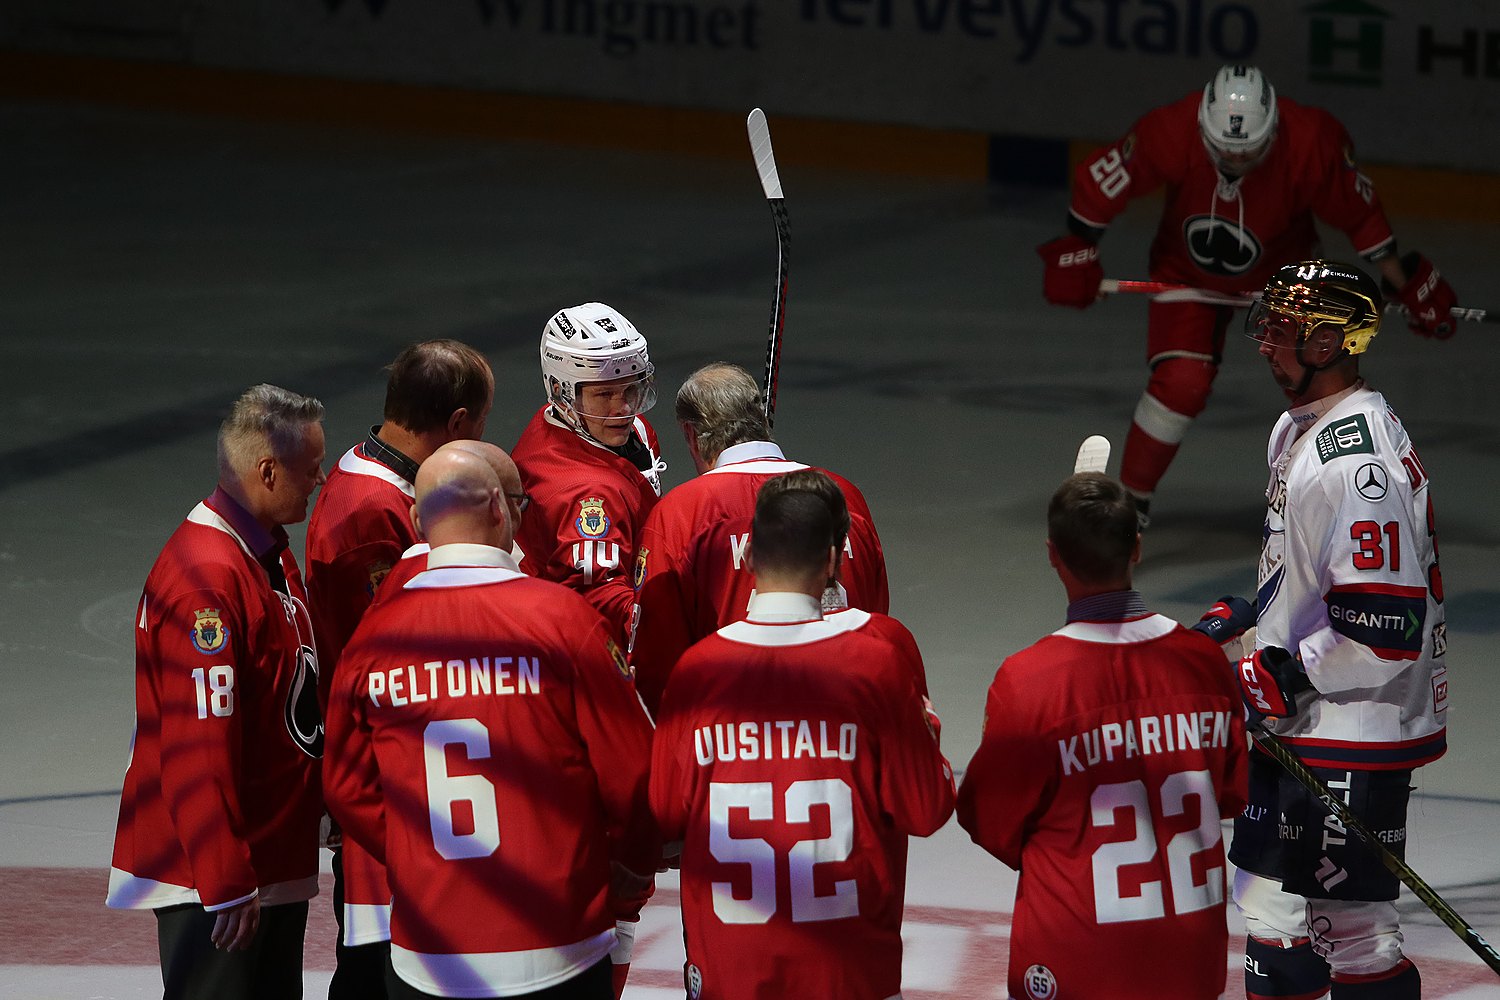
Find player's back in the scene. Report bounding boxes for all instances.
[337,565,651,991]
[640,459,887,637]
[968,617,1245,999]
[650,610,952,1000]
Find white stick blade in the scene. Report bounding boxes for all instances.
[1074,435,1111,474]
[746,108,784,200]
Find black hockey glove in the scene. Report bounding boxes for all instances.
[1192,595,1256,647]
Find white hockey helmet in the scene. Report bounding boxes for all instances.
[1199,65,1278,177]
[540,302,656,435]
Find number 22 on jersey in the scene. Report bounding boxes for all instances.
[1091,769,1223,924]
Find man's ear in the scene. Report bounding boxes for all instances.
[489,487,505,529]
[447,407,469,437]
[257,455,277,492]
[1308,324,1344,366]
[409,503,423,540]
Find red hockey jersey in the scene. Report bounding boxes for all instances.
[306,440,418,700]
[1070,94,1395,291]
[513,406,663,643]
[107,492,323,912]
[305,439,417,945]
[957,613,1247,1000]
[651,593,954,1000]
[323,544,658,997]
[631,442,888,716]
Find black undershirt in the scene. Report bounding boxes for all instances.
[611,431,653,473]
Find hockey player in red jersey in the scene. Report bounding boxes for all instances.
[513,302,665,644]
[305,339,493,999]
[631,362,887,716]
[107,384,328,998]
[650,477,953,1000]
[324,442,658,1000]
[1228,262,1445,1000]
[1037,64,1458,526]
[957,471,1247,1000]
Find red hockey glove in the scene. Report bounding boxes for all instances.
[1394,252,1457,339]
[1037,234,1103,309]
[1237,646,1312,725]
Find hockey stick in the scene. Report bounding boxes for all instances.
[747,108,789,428]
[1102,279,1497,324]
[1100,279,1256,307]
[1250,725,1500,976]
[1073,434,1111,475]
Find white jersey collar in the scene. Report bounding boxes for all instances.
[1052,614,1179,645]
[713,440,786,468]
[745,591,822,623]
[338,444,416,498]
[1288,380,1364,434]
[427,543,521,573]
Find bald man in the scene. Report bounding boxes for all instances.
[323,443,658,1000]
[368,439,532,599]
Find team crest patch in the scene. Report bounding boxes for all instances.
[632,547,649,590]
[366,560,393,598]
[575,496,610,538]
[605,637,632,680]
[1315,414,1375,464]
[190,607,229,655]
[685,964,703,1000]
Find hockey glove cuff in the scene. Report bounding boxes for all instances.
[1393,252,1457,340]
[1037,234,1103,309]
[1192,595,1256,647]
[1237,646,1312,726]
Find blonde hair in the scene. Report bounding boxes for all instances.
[216,383,324,479]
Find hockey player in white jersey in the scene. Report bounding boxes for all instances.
[1230,261,1446,1000]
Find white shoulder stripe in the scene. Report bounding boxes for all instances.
[1052,614,1179,645]
[184,502,253,557]
[338,445,415,498]
[718,609,871,647]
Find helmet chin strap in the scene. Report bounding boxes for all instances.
[1291,337,1348,397]
[551,401,602,446]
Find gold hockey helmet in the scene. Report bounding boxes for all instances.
[1250,260,1382,357]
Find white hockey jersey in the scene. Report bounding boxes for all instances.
[1256,382,1447,770]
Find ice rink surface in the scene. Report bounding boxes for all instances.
[0,102,1496,998]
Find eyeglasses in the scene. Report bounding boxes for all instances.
[505,492,532,514]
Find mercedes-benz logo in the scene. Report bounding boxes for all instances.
[1355,462,1389,502]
